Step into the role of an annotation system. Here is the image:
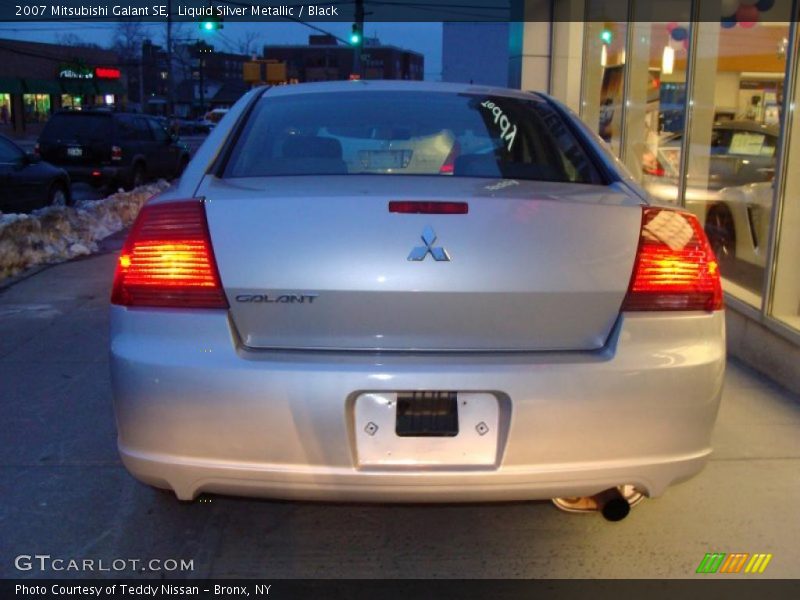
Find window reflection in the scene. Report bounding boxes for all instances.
[624,16,691,205]
[681,13,791,306]
[582,21,629,157]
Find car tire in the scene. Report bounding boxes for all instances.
[128,163,146,191]
[705,205,736,261]
[48,181,70,207]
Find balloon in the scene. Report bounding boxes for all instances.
[755,0,775,11]
[720,0,739,15]
[666,22,678,33]
[671,26,688,41]
[736,4,760,26]
[721,15,737,28]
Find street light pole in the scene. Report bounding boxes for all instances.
[166,0,173,117]
[353,0,364,78]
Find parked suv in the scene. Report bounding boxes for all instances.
[37,111,191,190]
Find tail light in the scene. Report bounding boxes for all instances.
[34,142,40,156]
[111,200,228,309]
[111,145,123,161]
[621,207,723,312]
[439,141,460,175]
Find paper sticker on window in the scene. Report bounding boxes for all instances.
[480,100,517,152]
[729,132,766,156]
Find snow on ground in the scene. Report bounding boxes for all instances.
[0,181,171,281]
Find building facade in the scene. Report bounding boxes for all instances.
[0,38,125,135]
[512,0,800,391]
[173,43,250,118]
[264,35,424,83]
[126,39,170,114]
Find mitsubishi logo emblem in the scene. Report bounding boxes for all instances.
[407,226,451,262]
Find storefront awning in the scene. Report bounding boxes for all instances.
[93,79,126,96]
[0,76,24,94]
[23,79,62,95]
[60,79,96,96]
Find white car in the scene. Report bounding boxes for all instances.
[109,81,724,520]
[709,181,773,267]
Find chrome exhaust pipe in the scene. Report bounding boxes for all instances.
[593,487,631,522]
[552,485,643,521]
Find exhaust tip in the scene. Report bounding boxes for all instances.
[552,485,643,521]
[601,496,631,522]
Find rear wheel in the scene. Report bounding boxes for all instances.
[48,182,69,207]
[127,163,146,191]
[705,205,736,260]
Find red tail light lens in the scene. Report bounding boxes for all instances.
[389,201,468,214]
[111,200,228,309]
[439,141,460,175]
[111,145,123,161]
[622,207,723,312]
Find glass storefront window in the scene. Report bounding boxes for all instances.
[0,93,11,126]
[622,7,692,204]
[23,93,51,124]
[682,8,792,307]
[61,95,83,110]
[582,19,629,157]
[771,36,800,332]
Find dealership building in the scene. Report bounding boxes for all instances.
[524,2,800,392]
[445,0,800,392]
[0,38,126,135]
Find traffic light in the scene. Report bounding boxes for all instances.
[599,28,613,44]
[199,16,223,32]
[350,23,362,46]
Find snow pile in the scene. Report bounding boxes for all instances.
[0,181,171,281]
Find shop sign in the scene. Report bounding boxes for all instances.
[59,64,93,79]
[95,67,121,79]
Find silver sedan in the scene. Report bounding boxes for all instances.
[109,81,724,517]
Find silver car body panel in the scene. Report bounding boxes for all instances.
[111,81,725,502]
[111,308,725,501]
[198,175,643,352]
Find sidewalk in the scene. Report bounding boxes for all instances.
[0,248,798,578]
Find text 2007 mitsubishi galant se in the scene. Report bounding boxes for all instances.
[109,81,724,520]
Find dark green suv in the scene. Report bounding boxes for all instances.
[37,111,191,190]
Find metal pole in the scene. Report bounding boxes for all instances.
[166,0,173,117]
[354,0,364,78]
[199,46,205,116]
[138,41,144,113]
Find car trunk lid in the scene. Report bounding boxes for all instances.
[201,175,643,352]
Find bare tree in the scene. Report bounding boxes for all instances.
[56,33,101,49]
[112,20,146,63]
[236,30,263,57]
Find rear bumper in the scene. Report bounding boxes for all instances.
[61,165,126,186]
[110,309,725,502]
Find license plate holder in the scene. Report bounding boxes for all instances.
[395,391,458,437]
[354,392,500,468]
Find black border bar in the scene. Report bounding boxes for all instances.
[4,579,800,600]
[2,0,797,23]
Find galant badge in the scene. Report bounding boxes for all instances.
[408,226,451,262]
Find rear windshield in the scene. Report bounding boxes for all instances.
[41,114,113,143]
[224,91,602,184]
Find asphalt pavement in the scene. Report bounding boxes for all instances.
[1,250,799,579]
